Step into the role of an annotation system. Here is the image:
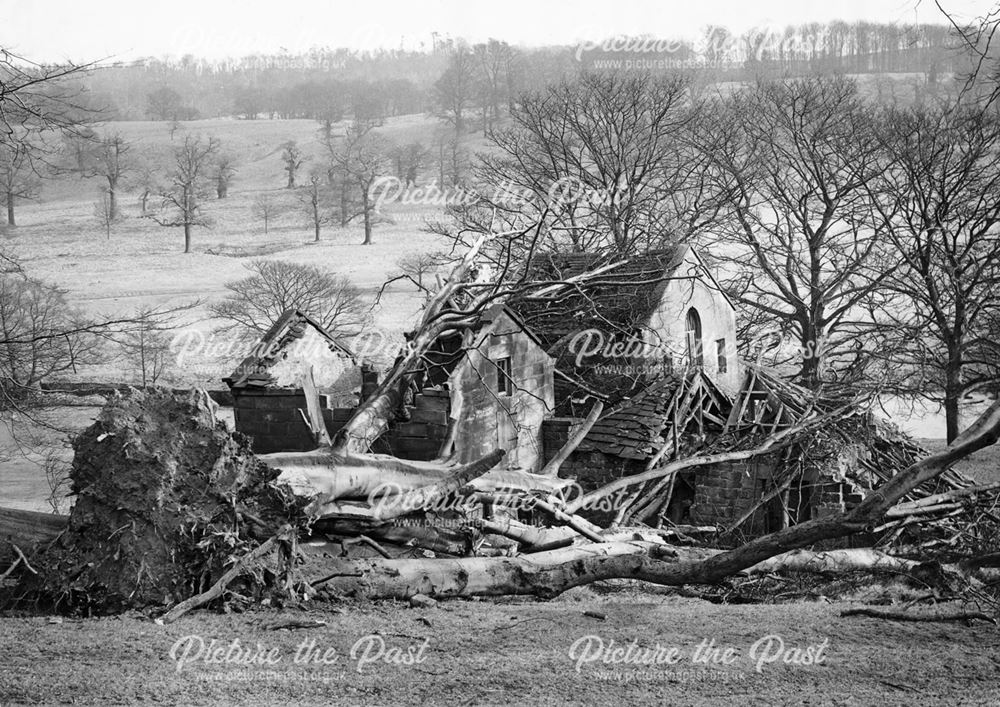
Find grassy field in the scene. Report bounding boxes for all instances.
[1,593,998,705]
[1,94,999,707]
[0,114,469,511]
[7,114,470,388]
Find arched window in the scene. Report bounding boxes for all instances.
[685,308,703,368]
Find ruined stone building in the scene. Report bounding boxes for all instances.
[391,304,555,471]
[550,366,929,540]
[221,254,930,540]
[225,305,555,471]
[510,244,739,417]
[224,309,363,453]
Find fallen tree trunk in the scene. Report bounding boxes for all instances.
[264,450,454,502]
[538,401,603,477]
[309,400,1000,600]
[0,508,68,565]
[368,450,504,520]
[317,520,472,556]
[886,481,1000,518]
[309,541,674,599]
[302,450,504,519]
[742,548,921,575]
[478,517,577,551]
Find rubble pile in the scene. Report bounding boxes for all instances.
[20,389,308,614]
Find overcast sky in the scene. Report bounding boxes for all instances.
[1,0,995,63]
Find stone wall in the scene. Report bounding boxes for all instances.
[543,429,862,537]
[232,388,353,453]
[688,457,861,535]
[646,251,741,394]
[387,389,450,460]
[451,311,555,471]
[687,460,761,531]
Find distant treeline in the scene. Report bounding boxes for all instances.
[68,22,972,122]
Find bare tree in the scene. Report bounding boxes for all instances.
[297,169,334,242]
[93,189,118,239]
[212,152,237,199]
[395,250,448,294]
[431,127,468,188]
[118,306,174,386]
[151,135,220,253]
[388,141,429,187]
[933,1,1000,107]
[84,132,131,219]
[705,76,890,388]
[433,46,477,137]
[473,40,514,136]
[330,122,390,245]
[0,51,94,229]
[436,73,725,266]
[0,49,92,142]
[61,126,97,173]
[147,87,186,122]
[210,259,367,339]
[867,102,1000,441]
[314,84,344,142]
[281,140,305,189]
[134,161,157,216]
[250,192,285,235]
[0,142,40,227]
[0,275,102,396]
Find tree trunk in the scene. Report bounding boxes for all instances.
[312,542,666,599]
[108,187,118,220]
[183,223,191,253]
[314,219,321,242]
[945,357,962,443]
[362,200,372,245]
[340,181,350,227]
[438,143,445,187]
[331,232,490,454]
[799,324,821,389]
[6,194,14,226]
[315,399,1000,600]
[0,507,68,566]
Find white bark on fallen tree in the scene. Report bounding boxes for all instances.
[308,400,1000,600]
[538,401,603,477]
[742,548,921,575]
[307,544,938,599]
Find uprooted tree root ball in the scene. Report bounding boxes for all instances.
[14,388,310,615]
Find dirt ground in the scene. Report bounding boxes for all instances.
[1,590,998,706]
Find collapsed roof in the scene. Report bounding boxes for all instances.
[223,309,356,389]
[578,370,731,460]
[508,245,691,353]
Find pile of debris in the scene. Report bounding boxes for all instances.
[716,368,990,552]
[11,389,309,614]
[550,366,981,548]
[2,380,999,617]
[3,233,999,619]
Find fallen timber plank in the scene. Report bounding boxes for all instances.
[0,507,69,565]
